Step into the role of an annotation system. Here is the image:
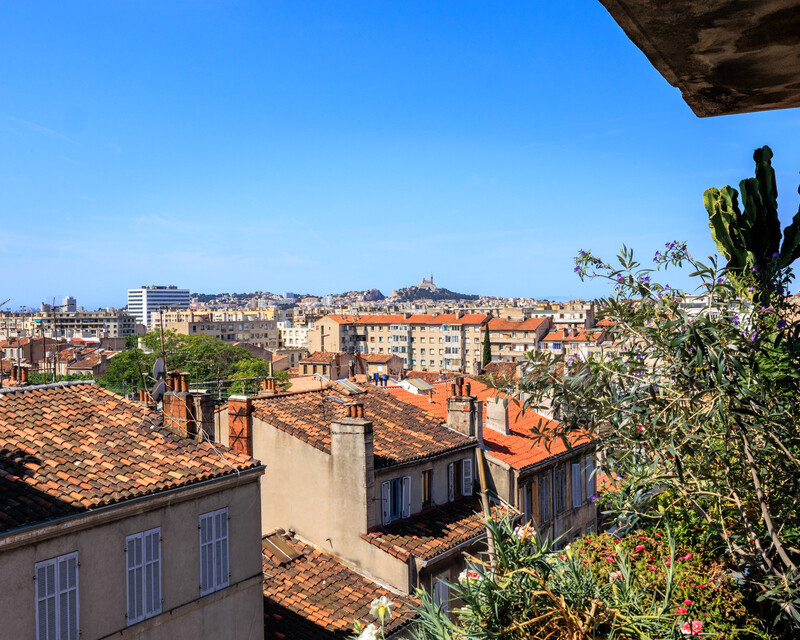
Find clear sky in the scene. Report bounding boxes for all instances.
[2,1,799,310]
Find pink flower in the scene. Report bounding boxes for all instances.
[609,571,623,582]
[680,621,703,636]
[635,545,644,552]
[560,554,567,560]
[681,553,693,561]
[665,560,671,566]
[683,599,693,606]
[675,607,687,614]
[647,565,657,571]
[604,556,614,562]
[697,583,706,589]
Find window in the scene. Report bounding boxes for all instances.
[555,467,566,513]
[381,476,411,525]
[586,457,596,501]
[538,475,551,523]
[126,528,161,625]
[447,459,472,500]
[200,508,229,595]
[551,342,562,350]
[433,578,449,615]
[571,463,582,509]
[35,552,79,640]
[422,470,432,507]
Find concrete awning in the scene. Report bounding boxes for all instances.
[599,0,800,116]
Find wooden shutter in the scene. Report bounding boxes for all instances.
[462,458,473,496]
[447,463,455,502]
[381,481,391,525]
[402,476,412,518]
[433,579,450,616]
[126,533,144,624]
[57,553,79,640]
[586,458,595,500]
[35,558,57,640]
[572,463,582,508]
[199,513,214,594]
[144,529,161,617]
[214,509,229,590]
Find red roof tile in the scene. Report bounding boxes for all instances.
[361,498,502,561]
[542,329,604,343]
[0,382,259,533]
[384,377,593,471]
[263,534,417,639]
[487,318,549,331]
[252,386,474,469]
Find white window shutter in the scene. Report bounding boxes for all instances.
[402,476,412,518]
[381,481,391,525]
[126,534,143,624]
[199,513,213,594]
[144,529,161,617]
[447,463,455,502]
[433,579,450,616]
[586,458,595,500]
[35,559,57,640]
[572,463,582,508]
[462,459,473,496]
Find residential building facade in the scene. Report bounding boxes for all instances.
[127,285,190,327]
[0,381,265,640]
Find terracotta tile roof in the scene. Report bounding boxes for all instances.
[321,313,490,327]
[67,350,116,370]
[359,354,395,363]
[384,378,593,471]
[481,361,518,380]
[596,318,615,327]
[361,498,501,561]
[251,386,474,469]
[301,352,344,364]
[263,534,417,639]
[0,382,260,534]
[542,329,604,343]
[402,371,456,384]
[487,318,549,331]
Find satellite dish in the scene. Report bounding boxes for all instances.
[152,358,165,380]
[151,379,166,402]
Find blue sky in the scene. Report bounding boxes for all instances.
[2,1,799,310]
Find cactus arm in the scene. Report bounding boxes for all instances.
[705,186,751,271]
[778,185,800,269]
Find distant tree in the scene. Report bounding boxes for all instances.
[481,322,492,368]
[99,348,152,390]
[124,335,139,350]
[228,360,290,395]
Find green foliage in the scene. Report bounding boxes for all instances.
[124,334,139,349]
[228,360,290,395]
[403,515,765,640]
[482,322,492,368]
[509,239,800,633]
[704,146,800,304]
[100,331,280,394]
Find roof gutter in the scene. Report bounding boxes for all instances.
[377,442,476,473]
[0,465,265,553]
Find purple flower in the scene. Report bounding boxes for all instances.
[717,277,724,284]
[574,266,580,272]
[732,316,740,326]
[777,319,787,329]
[772,252,779,259]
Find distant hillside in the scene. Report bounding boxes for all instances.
[392,286,480,302]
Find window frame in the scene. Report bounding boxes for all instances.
[126,527,162,625]
[199,507,230,596]
[555,466,567,513]
[35,551,79,640]
[571,462,583,509]
[381,476,412,525]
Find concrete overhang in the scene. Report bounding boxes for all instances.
[599,0,800,116]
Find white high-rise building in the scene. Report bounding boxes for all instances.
[127,285,190,327]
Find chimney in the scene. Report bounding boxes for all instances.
[446,380,482,439]
[331,406,376,534]
[162,387,197,439]
[228,395,254,456]
[485,398,510,435]
[20,366,28,384]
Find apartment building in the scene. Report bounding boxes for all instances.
[485,317,551,362]
[386,376,598,545]
[217,384,496,607]
[540,328,607,357]
[277,324,309,349]
[0,381,265,640]
[308,313,490,375]
[127,285,191,327]
[163,311,279,347]
[0,311,137,340]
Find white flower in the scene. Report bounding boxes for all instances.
[370,595,394,622]
[458,568,481,585]
[513,522,536,542]
[358,623,379,640]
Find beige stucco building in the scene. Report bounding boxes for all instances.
[0,381,265,640]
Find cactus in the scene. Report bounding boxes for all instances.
[704,145,800,273]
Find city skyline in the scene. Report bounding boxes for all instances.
[3,1,800,310]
